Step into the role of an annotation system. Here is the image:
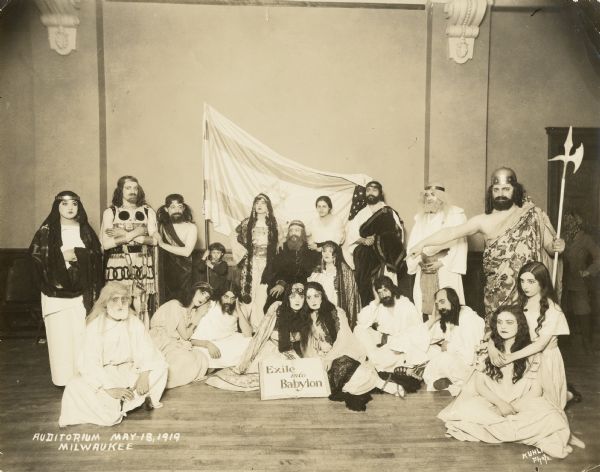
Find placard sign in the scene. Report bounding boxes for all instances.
[259,358,331,400]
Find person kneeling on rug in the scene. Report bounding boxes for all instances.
[59,282,168,427]
[191,283,253,369]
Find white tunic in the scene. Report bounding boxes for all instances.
[406,205,467,314]
[59,315,168,427]
[423,305,485,393]
[353,296,429,371]
[191,302,251,368]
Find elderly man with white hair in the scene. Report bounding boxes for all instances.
[406,183,467,318]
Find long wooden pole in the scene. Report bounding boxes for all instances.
[551,162,567,286]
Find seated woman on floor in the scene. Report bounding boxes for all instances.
[302,282,405,410]
[307,241,361,329]
[150,282,213,389]
[438,305,572,459]
[205,282,310,391]
[59,282,168,427]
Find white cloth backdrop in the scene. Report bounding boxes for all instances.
[202,104,371,238]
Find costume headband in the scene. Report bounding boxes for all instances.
[55,193,80,202]
[425,185,445,192]
[491,169,517,185]
[365,181,382,191]
[288,220,305,230]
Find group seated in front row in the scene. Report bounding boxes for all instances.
[59,282,168,427]
[438,305,572,459]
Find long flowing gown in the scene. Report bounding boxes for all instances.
[59,315,168,427]
[150,300,210,388]
[303,308,379,395]
[438,355,571,458]
[524,301,570,409]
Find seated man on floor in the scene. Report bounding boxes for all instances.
[191,283,253,369]
[422,287,484,395]
[354,276,429,378]
[59,282,168,427]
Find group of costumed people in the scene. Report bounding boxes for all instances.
[28,167,593,459]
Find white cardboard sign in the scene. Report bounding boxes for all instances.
[259,358,331,400]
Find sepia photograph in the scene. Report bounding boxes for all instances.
[0,0,599,470]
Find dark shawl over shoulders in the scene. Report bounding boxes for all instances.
[29,223,103,311]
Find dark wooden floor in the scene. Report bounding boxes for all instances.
[0,337,598,472]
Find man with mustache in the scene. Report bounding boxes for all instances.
[354,276,430,376]
[344,181,408,307]
[409,168,565,322]
[422,287,484,395]
[406,183,467,318]
[191,284,253,369]
[101,176,158,328]
[263,220,320,310]
[155,194,198,303]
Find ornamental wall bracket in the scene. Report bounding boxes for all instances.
[444,0,492,64]
[35,0,81,56]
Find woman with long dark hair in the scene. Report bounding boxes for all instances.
[29,191,103,386]
[307,240,361,328]
[490,261,570,410]
[233,193,280,331]
[150,282,213,388]
[301,282,404,410]
[438,305,572,458]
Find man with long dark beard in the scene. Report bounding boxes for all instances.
[101,176,158,328]
[155,194,198,303]
[191,284,253,369]
[354,276,429,375]
[409,168,565,321]
[263,220,320,309]
[345,181,408,307]
[422,287,484,395]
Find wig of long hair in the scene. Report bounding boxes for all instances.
[484,182,525,215]
[246,193,278,258]
[86,281,131,324]
[517,261,558,337]
[305,281,339,347]
[111,175,147,207]
[157,194,194,224]
[372,275,401,299]
[276,283,310,354]
[44,190,92,272]
[435,287,461,333]
[176,281,214,308]
[485,305,531,384]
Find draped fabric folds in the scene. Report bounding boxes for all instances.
[202,105,371,236]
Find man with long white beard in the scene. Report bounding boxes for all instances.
[422,287,484,395]
[191,285,253,369]
[410,168,565,321]
[263,220,320,310]
[406,183,467,318]
[155,193,198,303]
[354,276,429,375]
[59,282,168,427]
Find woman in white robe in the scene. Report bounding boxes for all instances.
[150,282,212,388]
[438,305,572,459]
[29,191,103,386]
[307,196,345,249]
[59,282,168,427]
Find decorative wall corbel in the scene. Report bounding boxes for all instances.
[35,0,81,56]
[444,0,491,64]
